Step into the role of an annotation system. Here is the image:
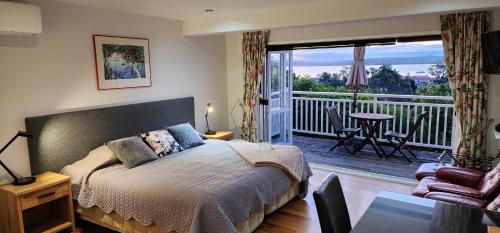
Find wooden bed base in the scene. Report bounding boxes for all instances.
[75,182,301,233]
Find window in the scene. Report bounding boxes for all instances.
[364,40,448,96]
[279,36,450,96]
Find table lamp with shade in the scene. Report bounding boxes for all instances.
[205,103,216,135]
[0,131,37,186]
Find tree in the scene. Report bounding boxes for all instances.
[293,73,317,91]
[317,72,346,88]
[416,83,451,96]
[368,65,416,94]
[338,66,351,80]
[428,64,448,84]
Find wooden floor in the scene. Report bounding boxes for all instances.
[77,168,416,233]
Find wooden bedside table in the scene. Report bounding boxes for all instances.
[0,172,76,233]
[205,131,234,141]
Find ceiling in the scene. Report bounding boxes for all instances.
[55,0,329,20]
[54,0,500,35]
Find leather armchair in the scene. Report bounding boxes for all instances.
[424,192,500,212]
[413,162,500,204]
[415,150,463,181]
[487,193,500,212]
[435,167,485,188]
[424,192,487,208]
[427,183,483,197]
[415,163,447,180]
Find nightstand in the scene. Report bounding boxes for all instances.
[205,131,234,141]
[0,172,76,233]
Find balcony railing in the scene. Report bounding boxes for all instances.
[272,91,455,149]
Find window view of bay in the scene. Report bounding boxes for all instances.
[290,40,451,96]
[294,64,435,78]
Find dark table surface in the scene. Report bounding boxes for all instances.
[351,192,500,233]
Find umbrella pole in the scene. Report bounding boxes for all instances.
[352,90,358,113]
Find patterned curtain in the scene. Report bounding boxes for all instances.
[241,31,269,142]
[441,11,489,168]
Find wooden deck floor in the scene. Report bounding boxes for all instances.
[77,168,416,233]
[293,135,443,179]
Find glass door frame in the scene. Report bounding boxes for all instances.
[260,50,293,144]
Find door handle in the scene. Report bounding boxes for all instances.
[259,98,269,105]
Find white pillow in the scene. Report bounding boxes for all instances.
[60,145,118,185]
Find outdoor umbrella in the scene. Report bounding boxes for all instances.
[346,46,368,112]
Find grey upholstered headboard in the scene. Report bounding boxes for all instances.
[25,97,195,174]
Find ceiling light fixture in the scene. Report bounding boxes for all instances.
[205,9,214,13]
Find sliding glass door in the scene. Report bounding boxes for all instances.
[260,51,293,144]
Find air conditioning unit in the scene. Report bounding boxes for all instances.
[0,1,42,36]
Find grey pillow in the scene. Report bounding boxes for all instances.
[167,123,205,149]
[106,136,157,168]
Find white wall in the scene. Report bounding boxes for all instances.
[0,0,227,184]
[226,32,244,138]
[226,10,500,156]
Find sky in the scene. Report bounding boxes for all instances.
[293,40,444,65]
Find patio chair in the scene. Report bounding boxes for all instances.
[384,111,428,162]
[325,106,361,154]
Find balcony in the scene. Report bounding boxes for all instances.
[272,91,455,179]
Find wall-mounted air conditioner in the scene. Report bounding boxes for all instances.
[0,1,42,36]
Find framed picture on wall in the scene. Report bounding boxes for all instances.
[93,35,152,90]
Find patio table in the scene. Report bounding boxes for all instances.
[349,113,394,157]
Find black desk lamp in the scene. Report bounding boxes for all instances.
[205,103,216,135]
[0,131,36,186]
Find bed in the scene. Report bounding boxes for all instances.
[25,97,310,233]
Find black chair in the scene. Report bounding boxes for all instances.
[325,106,361,154]
[313,173,352,233]
[385,111,428,162]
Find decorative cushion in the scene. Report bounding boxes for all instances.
[167,123,205,149]
[139,130,183,157]
[106,136,158,168]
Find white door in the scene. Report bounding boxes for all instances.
[260,51,293,144]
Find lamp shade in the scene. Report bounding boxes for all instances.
[205,103,216,135]
[207,103,214,112]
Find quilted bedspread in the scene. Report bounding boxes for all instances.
[227,140,304,182]
[73,140,312,233]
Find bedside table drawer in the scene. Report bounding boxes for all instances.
[20,182,69,210]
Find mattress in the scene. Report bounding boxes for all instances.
[75,182,300,233]
[64,140,311,232]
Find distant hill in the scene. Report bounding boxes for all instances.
[293,55,445,66]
